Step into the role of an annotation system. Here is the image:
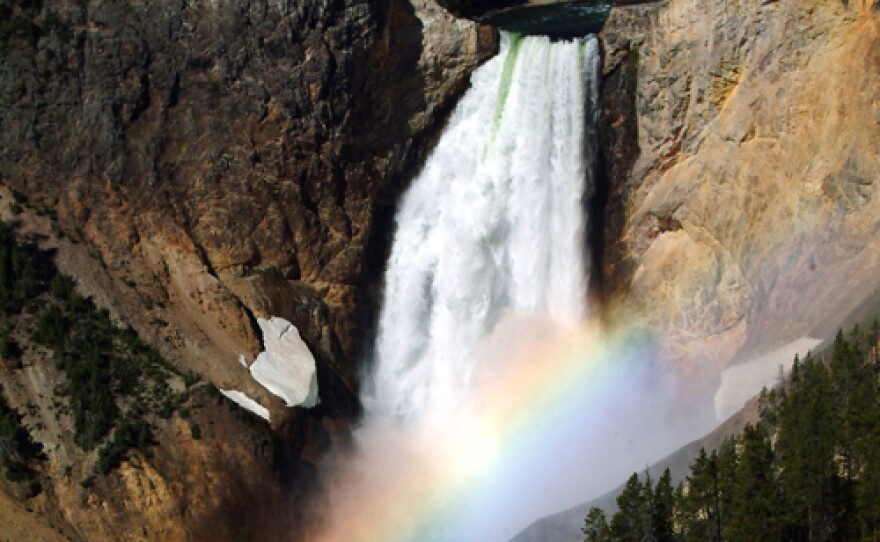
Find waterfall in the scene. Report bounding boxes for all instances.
[312,35,691,542]
[369,33,600,422]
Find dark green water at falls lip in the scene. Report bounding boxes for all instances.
[438,0,661,39]
[483,2,612,39]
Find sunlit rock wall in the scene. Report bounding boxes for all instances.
[598,0,880,397]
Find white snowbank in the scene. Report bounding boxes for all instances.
[250,317,320,408]
[714,337,822,421]
[219,389,271,422]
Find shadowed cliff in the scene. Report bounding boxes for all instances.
[0,0,496,538]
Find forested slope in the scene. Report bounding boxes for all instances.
[584,324,880,542]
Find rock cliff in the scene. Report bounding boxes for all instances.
[598,0,880,400]
[0,0,496,538]
[1,0,496,416]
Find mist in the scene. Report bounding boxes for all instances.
[309,314,719,541]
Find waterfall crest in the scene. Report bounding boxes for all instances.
[370,33,600,422]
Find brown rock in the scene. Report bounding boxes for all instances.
[0,1,498,538]
[0,0,497,417]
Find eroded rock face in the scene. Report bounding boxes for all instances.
[50,388,292,542]
[0,0,497,538]
[598,0,880,397]
[0,0,496,416]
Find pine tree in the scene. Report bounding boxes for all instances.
[758,386,782,435]
[644,469,658,542]
[868,319,880,359]
[716,436,739,533]
[725,424,779,542]
[681,448,722,542]
[612,473,650,542]
[583,507,611,542]
[857,432,880,542]
[855,346,880,541]
[0,391,41,481]
[50,273,75,301]
[584,320,880,542]
[0,323,20,360]
[653,468,676,542]
[831,329,862,479]
[777,354,839,541]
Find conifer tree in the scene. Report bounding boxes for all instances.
[0,391,41,481]
[0,322,20,360]
[868,318,880,357]
[725,424,779,542]
[832,329,863,478]
[855,343,880,541]
[588,321,880,542]
[857,432,880,542]
[612,473,650,542]
[777,354,839,541]
[583,507,611,542]
[716,436,738,533]
[681,448,722,542]
[672,482,686,540]
[758,385,782,435]
[652,468,676,542]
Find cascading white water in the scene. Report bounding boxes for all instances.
[369,33,600,422]
[316,34,701,542]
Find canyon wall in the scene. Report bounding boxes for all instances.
[599,0,880,397]
[0,0,495,538]
[1,0,496,416]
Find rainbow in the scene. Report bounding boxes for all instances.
[311,319,661,542]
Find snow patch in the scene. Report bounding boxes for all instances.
[219,389,271,422]
[714,337,822,421]
[250,317,320,408]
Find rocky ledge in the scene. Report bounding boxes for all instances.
[436,0,659,38]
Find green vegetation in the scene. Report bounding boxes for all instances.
[0,1,74,51]
[0,222,54,316]
[0,1,45,50]
[0,222,196,478]
[0,391,41,481]
[625,46,640,72]
[0,13,42,49]
[41,11,70,45]
[0,322,21,360]
[10,189,27,205]
[95,418,154,475]
[584,323,880,542]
